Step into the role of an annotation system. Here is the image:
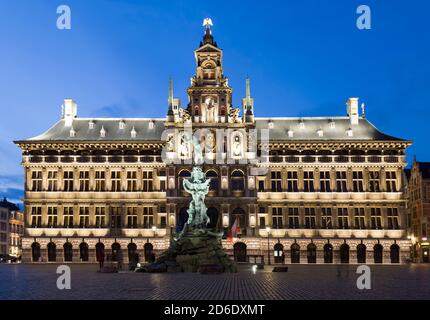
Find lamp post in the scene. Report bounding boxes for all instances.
[266,226,271,265]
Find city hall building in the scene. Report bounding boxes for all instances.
[15,22,411,264]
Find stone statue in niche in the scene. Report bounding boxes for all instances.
[167,135,175,152]
[205,97,216,122]
[232,134,243,158]
[179,134,190,159]
[205,132,216,153]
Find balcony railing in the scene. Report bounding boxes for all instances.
[260,155,403,164]
[26,155,162,164]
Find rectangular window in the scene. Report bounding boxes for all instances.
[47,171,58,192]
[111,171,121,192]
[142,171,153,192]
[127,171,138,192]
[287,172,298,192]
[371,208,382,229]
[336,171,347,192]
[352,171,364,192]
[79,171,90,192]
[143,207,154,228]
[95,171,105,192]
[31,207,42,228]
[337,208,349,229]
[387,208,399,230]
[319,171,331,192]
[258,180,265,192]
[110,207,122,228]
[369,171,380,192]
[79,207,90,228]
[47,206,58,228]
[271,207,283,229]
[304,208,316,229]
[271,171,282,192]
[321,208,332,229]
[95,207,106,228]
[354,208,366,229]
[63,171,74,192]
[31,171,42,191]
[288,208,300,229]
[127,207,138,228]
[386,171,397,192]
[303,171,314,192]
[63,207,74,228]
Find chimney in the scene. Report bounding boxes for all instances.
[63,99,78,127]
[347,97,359,125]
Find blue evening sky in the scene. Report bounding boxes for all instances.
[0,0,429,205]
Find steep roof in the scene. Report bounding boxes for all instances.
[417,162,430,179]
[0,197,19,211]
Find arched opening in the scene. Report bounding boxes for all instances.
[63,242,73,262]
[31,242,41,262]
[96,242,105,262]
[231,170,245,192]
[80,242,89,262]
[233,242,247,262]
[178,170,191,191]
[374,244,383,264]
[340,243,350,264]
[291,243,300,264]
[231,207,246,236]
[128,243,137,263]
[390,244,400,264]
[357,244,366,264]
[324,243,333,263]
[144,243,154,262]
[307,243,317,264]
[207,207,219,229]
[47,242,56,262]
[274,243,284,264]
[111,243,121,262]
[176,207,189,233]
[206,170,219,195]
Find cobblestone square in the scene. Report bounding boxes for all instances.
[1,264,429,300]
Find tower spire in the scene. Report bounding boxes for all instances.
[201,18,216,46]
[242,77,254,122]
[167,78,174,118]
[246,77,251,106]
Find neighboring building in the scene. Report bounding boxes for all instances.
[0,197,23,260]
[406,159,430,262]
[15,22,412,264]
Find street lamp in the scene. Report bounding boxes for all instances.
[266,226,271,265]
[152,225,157,238]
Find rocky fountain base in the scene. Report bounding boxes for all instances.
[136,228,237,273]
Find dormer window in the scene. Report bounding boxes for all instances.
[119,120,125,130]
[131,127,137,138]
[89,121,95,129]
[317,129,324,137]
[299,120,305,129]
[330,120,336,129]
[347,128,353,137]
[288,130,294,138]
[148,120,155,130]
[69,127,76,137]
[100,126,106,138]
[268,120,274,129]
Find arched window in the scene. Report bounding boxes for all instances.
[144,243,154,262]
[47,242,56,262]
[206,170,219,194]
[340,243,350,264]
[357,244,366,264]
[96,242,105,262]
[374,244,383,263]
[128,243,137,263]
[291,243,300,264]
[63,242,73,262]
[390,244,400,263]
[178,170,191,191]
[324,243,333,263]
[307,243,317,264]
[32,242,41,262]
[111,243,121,262]
[207,207,219,229]
[274,243,284,264]
[233,242,247,262]
[231,170,245,191]
[80,242,89,262]
[176,207,189,233]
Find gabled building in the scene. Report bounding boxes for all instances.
[15,21,412,264]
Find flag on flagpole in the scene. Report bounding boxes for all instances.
[227,217,240,243]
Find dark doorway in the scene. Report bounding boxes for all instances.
[357,244,366,264]
[374,244,383,263]
[96,242,105,262]
[274,243,284,264]
[207,207,219,229]
[111,243,121,261]
[144,243,153,262]
[233,242,247,262]
[128,243,137,262]
[63,242,73,262]
[390,244,400,263]
[340,243,350,264]
[176,207,188,233]
[80,242,89,262]
[47,242,56,262]
[307,243,317,263]
[32,242,41,262]
[291,243,300,264]
[324,244,333,263]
